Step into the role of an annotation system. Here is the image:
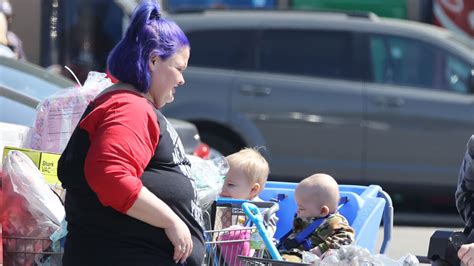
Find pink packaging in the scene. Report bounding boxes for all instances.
[30,71,112,153]
[217,225,251,266]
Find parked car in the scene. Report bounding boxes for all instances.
[0,56,75,127]
[0,56,213,158]
[163,10,474,201]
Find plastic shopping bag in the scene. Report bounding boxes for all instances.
[187,155,228,210]
[2,150,65,265]
[30,71,112,153]
[3,150,64,227]
[315,245,419,266]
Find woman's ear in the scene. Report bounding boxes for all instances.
[148,55,159,71]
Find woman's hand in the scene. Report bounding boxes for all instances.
[125,187,194,263]
[165,217,193,264]
[458,243,474,266]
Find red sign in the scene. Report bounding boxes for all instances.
[433,0,474,38]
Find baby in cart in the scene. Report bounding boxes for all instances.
[215,148,278,264]
[279,173,355,262]
[218,147,277,230]
[220,147,269,201]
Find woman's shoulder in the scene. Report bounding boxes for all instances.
[95,87,154,113]
[81,87,158,130]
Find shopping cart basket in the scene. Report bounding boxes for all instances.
[238,202,311,266]
[203,198,279,266]
[3,235,62,266]
[238,181,394,265]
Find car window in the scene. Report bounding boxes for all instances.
[0,62,68,126]
[370,34,472,93]
[186,29,258,70]
[259,29,354,80]
[370,35,443,90]
[445,55,471,93]
[370,35,439,88]
[0,64,62,99]
[0,98,38,126]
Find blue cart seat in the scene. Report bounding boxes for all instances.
[259,181,393,254]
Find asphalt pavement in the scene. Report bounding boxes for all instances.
[376,226,463,263]
[395,212,464,227]
[370,210,467,264]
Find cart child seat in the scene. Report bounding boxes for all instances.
[259,181,393,254]
[202,199,279,266]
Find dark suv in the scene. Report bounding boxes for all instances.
[163,10,474,196]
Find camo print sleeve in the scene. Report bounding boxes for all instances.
[311,213,355,254]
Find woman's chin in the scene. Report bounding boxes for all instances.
[166,95,175,104]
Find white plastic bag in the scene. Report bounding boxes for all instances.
[30,71,112,153]
[3,150,65,226]
[315,245,420,266]
[302,251,319,264]
[2,150,65,265]
[187,155,229,210]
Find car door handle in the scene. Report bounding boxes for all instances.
[239,85,271,96]
[373,96,405,108]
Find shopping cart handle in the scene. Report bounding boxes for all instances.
[216,198,247,205]
[242,202,283,261]
[264,202,280,222]
[242,202,263,223]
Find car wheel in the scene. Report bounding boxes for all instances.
[199,130,242,156]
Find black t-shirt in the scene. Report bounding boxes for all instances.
[58,99,205,266]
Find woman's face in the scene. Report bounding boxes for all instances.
[147,46,189,108]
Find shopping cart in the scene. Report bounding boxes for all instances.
[260,182,393,254]
[203,198,279,266]
[238,182,394,265]
[3,236,62,266]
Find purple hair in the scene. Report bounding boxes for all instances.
[107,1,189,93]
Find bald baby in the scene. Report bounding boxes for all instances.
[295,173,340,218]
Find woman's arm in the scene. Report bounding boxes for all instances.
[126,186,193,264]
[81,94,159,212]
[126,185,181,227]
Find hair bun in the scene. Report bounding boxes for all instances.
[149,8,161,21]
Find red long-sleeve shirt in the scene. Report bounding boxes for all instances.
[79,90,159,213]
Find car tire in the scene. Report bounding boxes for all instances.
[199,130,242,156]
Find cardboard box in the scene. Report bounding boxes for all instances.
[2,146,61,186]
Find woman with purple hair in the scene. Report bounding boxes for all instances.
[57,1,204,265]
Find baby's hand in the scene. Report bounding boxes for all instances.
[310,247,322,257]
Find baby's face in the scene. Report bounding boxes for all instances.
[295,190,323,218]
[220,166,254,200]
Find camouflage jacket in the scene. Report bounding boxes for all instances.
[286,213,355,254]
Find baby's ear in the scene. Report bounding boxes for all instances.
[249,183,261,198]
[320,206,330,216]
